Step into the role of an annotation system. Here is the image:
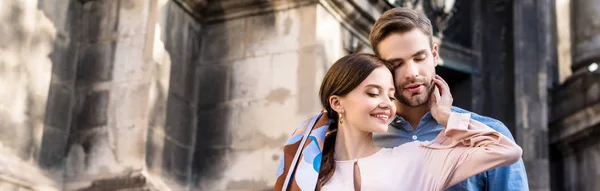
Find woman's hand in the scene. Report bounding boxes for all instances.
[430,75,453,127]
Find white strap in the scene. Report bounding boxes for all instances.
[282,113,322,191]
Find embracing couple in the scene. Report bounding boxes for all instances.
[275,7,529,191]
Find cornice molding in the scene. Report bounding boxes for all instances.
[319,0,393,43]
[200,0,318,23]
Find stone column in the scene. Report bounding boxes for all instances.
[62,0,161,189]
[571,0,600,72]
[549,1,600,191]
[513,0,555,190]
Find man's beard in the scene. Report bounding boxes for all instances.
[397,78,435,107]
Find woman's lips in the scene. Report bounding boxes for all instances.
[371,114,390,123]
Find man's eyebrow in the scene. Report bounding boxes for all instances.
[412,49,427,57]
[385,49,428,63]
[385,57,403,63]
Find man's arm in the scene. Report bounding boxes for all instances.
[482,120,530,191]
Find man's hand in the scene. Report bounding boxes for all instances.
[430,75,453,127]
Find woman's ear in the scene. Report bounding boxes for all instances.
[329,95,344,113]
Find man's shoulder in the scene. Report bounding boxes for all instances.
[451,106,515,140]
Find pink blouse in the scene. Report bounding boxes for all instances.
[321,112,522,191]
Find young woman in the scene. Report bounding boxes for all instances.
[275,53,522,191]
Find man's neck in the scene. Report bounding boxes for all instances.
[397,101,431,130]
[334,123,380,161]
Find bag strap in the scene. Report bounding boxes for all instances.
[282,113,323,191]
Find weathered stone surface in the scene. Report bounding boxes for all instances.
[196,65,229,109]
[77,42,115,83]
[228,55,273,101]
[38,126,69,168]
[44,83,73,130]
[0,0,56,161]
[200,18,246,62]
[162,140,192,183]
[49,36,80,83]
[165,97,194,146]
[551,73,600,122]
[80,0,119,42]
[0,152,60,190]
[191,148,228,190]
[270,52,298,96]
[513,0,554,190]
[218,148,283,191]
[195,107,229,150]
[229,99,298,151]
[571,0,600,71]
[73,90,109,130]
[110,82,151,128]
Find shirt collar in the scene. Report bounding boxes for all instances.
[389,112,438,133]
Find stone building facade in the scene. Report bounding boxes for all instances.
[0,0,597,190]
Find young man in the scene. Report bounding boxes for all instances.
[370,8,529,191]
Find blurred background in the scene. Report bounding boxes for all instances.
[0,0,597,190]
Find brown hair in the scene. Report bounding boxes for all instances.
[316,53,393,190]
[369,7,433,56]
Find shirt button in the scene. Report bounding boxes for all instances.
[395,120,401,123]
[412,135,418,140]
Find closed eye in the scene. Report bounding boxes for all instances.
[415,54,427,61]
[367,93,378,97]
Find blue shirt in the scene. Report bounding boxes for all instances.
[373,106,529,191]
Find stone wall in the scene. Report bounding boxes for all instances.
[145,0,200,189]
[191,1,375,189]
[0,0,61,189]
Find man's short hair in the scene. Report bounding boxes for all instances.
[369,8,433,56]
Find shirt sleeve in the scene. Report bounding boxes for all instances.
[420,112,523,189]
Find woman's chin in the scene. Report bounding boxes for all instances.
[371,126,388,134]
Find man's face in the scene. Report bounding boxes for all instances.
[377,29,439,107]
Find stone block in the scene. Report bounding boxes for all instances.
[524,159,551,190]
[77,42,115,83]
[111,35,149,82]
[270,52,298,96]
[169,60,197,102]
[163,2,201,65]
[243,7,311,57]
[145,127,166,172]
[195,108,229,150]
[73,90,109,131]
[109,125,146,170]
[191,148,228,188]
[81,0,119,42]
[111,82,150,128]
[165,97,194,146]
[38,126,69,168]
[228,56,272,101]
[228,99,301,151]
[116,0,151,37]
[219,148,283,190]
[162,140,192,183]
[201,19,245,62]
[49,33,79,83]
[196,65,228,109]
[38,0,80,36]
[44,83,73,131]
[585,75,600,105]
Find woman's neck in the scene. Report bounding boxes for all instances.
[334,123,381,161]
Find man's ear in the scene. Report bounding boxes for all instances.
[432,43,439,67]
[329,95,344,113]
